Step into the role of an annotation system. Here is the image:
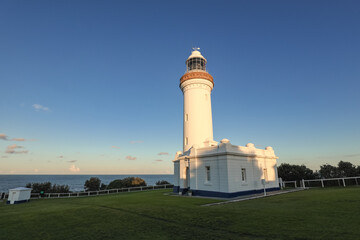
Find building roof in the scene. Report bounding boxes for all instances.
[187,50,207,62]
[9,187,32,191]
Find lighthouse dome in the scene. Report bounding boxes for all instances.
[187,50,207,62]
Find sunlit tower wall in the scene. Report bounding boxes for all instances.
[180,49,215,152]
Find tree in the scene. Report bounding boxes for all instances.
[26,182,70,193]
[319,164,339,178]
[156,180,170,185]
[107,177,147,189]
[278,163,316,181]
[84,177,101,191]
[337,161,357,177]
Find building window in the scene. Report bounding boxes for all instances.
[263,168,268,181]
[185,137,188,145]
[241,168,246,182]
[185,114,188,121]
[205,166,211,181]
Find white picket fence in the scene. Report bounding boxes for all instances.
[0,184,173,200]
[281,176,360,189]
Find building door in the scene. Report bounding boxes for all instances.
[184,167,190,188]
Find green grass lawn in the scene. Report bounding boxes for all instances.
[1,187,359,240]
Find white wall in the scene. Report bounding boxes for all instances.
[174,140,279,194]
[181,79,214,152]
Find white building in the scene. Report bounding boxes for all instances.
[173,49,280,198]
[7,187,32,204]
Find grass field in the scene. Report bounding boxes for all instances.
[1,187,359,240]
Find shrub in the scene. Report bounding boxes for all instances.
[25,182,70,193]
[107,177,147,189]
[156,180,170,185]
[84,177,101,191]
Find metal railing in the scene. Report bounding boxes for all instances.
[0,184,174,200]
[281,176,360,189]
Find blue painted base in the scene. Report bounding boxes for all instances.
[173,186,281,198]
[192,187,281,198]
[173,186,180,193]
[6,199,30,204]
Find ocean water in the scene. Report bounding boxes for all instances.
[0,174,174,192]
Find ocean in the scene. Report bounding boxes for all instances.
[0,174,174,192]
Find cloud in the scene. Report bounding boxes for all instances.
[158,152,169,156]
[6,149,29,154]
[342,154,360,158]
[130,140,143,144]
[5,144,28,154]
[57,155,64,158]
[111,146,121,149]
[126,155,136,160]
[0,133,36,142]
[69,164,80,172]
[32,104,50,112]
[11,138,25,141]
[1,156,8,158]
[7,144,23,150]
[0,133,8,140]
[67,160,77,163]
[155,159,163,162]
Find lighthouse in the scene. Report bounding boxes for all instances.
[180,48,217,152]
[173,48,280,198]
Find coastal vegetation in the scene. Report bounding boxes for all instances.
[84,176,147,191]
[1,187,359,239]
[156,180,171,185]
[106,177,146,189]
[25,182,70,193]
[278,160,360,181]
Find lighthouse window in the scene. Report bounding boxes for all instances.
[185,114,188,121]
[187,58,206,71]
[185,137,188,145]
[206,166,211,181]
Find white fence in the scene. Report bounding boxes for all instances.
[0,184,173,200]
[281,176,360,189]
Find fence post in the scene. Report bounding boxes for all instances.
[295,181,297,188]
[117,189,119,193]
[141,187,142,191]
[58,194,60,198]
[153,186,155,190]
[88,192,90,196]
[128,188,130,192]
[69,193,70,197]
[355,178,358,185]
[342,178,346,187]
[77,193,79,197]
[338,179,340,186]
[321,179,324,188]
[107,190,109,194]
[302,179,305,189]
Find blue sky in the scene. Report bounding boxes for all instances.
[0,0,359,174]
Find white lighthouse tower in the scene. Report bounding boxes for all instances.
[180,48,217,152]
[173,48,280,198]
